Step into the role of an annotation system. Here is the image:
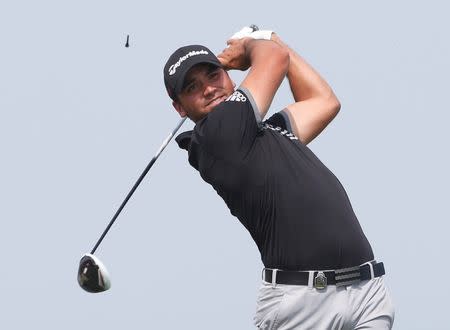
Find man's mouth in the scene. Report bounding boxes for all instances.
[206,95,226,108]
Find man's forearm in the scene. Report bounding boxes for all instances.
[244,38,287,68]
[240,38,289,117]
[218,36,288,118]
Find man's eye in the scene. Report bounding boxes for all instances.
[186,83,197,93]
[208,71,219,80]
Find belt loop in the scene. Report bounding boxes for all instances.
[271,269,278,288]
[362,261,375,279]
[262,268,266,281]
[307,271,314,289]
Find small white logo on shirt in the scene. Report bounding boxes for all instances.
[263,123,299,140]
[168,50,209,75]
[225,91,247,102]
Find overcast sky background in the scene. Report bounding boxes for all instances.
[0,0,448,329]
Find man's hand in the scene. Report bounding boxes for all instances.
[218,27,278,71]
[228,25,273,41]
[217,38,252,71]
[270,33,288,51]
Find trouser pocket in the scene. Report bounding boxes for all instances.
[253,282,286,330]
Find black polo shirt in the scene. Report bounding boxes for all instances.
[176,87,374,270]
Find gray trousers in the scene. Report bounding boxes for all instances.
[253,276,395,330]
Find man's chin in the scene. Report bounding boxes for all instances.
[192,111,210,123]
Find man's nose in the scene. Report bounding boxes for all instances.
[203,84,216,97]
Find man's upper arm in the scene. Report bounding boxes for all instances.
[284,97,340,145]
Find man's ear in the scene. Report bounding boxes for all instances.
[225,71,236,89]
[172,100,187,118]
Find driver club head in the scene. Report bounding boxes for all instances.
[77,253,111,293]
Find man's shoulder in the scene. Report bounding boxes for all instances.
[176,87,263,157]
[224,89,249,103]
[195,88,255,129]
[205,88,253,118]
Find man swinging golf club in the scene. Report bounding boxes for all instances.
[165,26,395,329]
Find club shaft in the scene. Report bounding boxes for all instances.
[91,117,186,254]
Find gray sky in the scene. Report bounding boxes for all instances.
[0,0,448,329]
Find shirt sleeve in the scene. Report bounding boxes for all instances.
[263,109,294,133]
[191,87,262,160]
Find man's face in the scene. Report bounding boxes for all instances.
[172,63,235,122]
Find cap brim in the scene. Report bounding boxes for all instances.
[174,59,222,97]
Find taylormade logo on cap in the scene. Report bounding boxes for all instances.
[168,49,209,75]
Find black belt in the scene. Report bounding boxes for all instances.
[263,261,385,289]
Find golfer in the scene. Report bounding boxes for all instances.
[164,29,395,329]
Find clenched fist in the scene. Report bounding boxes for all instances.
[217,38,252,71]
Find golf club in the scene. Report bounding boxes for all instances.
[78,117,186,293]
[77,23,259,293]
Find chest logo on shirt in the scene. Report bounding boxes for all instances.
[225,91,247,102]
[263,123,299,140]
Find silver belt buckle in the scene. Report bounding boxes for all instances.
[314,271,327,290]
